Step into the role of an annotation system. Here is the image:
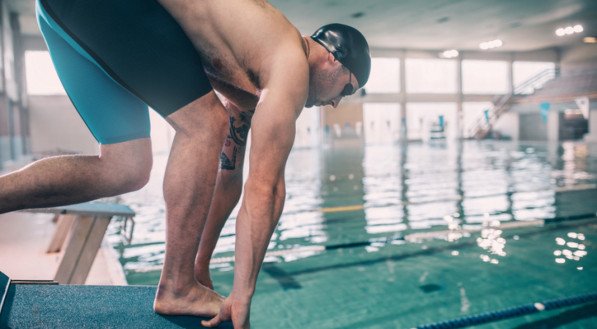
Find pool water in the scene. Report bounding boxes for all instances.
[107,140,597,328]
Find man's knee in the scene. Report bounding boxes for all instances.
[100,138,153,193]
[118,162,151,192]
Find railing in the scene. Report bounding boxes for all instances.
[513,67,559,94]
[468,68,559,139]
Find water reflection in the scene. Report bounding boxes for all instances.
[554,231,589,268]
[110,140,597,279]
[321,141,367,245]
[476,220,507,265]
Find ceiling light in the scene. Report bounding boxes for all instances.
[479,39,503,50]
[583,37,597,44]
[439,49,459,58]
[573,25,584,33]
[555,24,583,37]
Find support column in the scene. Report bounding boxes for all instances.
[584,103,597,143]
[456,53,463,139]
[507,53,514,95]
[11,11,29,156]
[399,50,407,142]
[547,109,560,142]
[0,99,8,170]
[587,107,597,156]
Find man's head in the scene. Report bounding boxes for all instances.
[306,23,371,108]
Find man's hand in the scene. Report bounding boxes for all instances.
[201,295,251,329]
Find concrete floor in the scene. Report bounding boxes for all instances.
[0,211,127,285]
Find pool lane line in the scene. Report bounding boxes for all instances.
[555,183,597,192]
[235,213,597,266]
[262,215,597,278]
[406,212,597,242]
[320,204,364,213]
[131,214,597,273]
[262,264,302,290]
[317,184,597,214]
[415,291,597,329]
[404,220,545,242]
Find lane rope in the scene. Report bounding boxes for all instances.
[415,291,597,329]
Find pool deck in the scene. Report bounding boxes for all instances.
[0,211,127,285]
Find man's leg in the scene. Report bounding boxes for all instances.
[194,108,251,288]
[194,168,244,289]
[0,139,152,214]
[0,4,155,214]
[153,91,228,317]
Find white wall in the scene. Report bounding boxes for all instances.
[560,44,597,75]
[28,96,97,154]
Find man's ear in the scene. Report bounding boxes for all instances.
[327,52,336,64]
[326,52,343,71]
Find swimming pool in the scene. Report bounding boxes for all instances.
[107,140,597,328]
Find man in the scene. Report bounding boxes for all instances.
[0,0,370,327]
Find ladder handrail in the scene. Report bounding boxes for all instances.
[513,68,559,94]
[468,67,559,138]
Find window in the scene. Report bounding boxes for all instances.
[513,61,556,94]
[406,58,457,93]
[462,60,509,94]
[25,51,66,95]
[366,57,400,93]
[363,103,401,144]
[406,103,457,140]
[462,102,493,138]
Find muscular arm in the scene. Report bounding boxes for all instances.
[202,44,309,329]
[231,63,307,300]
[232,107,295,297]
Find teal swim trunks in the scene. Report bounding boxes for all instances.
[36,0,213,144]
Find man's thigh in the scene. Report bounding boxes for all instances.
[39,0,212,118]
[38,9,150,145]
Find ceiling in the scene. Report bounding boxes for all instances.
[8,0,597,52]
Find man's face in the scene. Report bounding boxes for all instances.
[305,61,359,109]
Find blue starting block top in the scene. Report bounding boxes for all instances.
[0,272,231,328]
[24,201,136,217]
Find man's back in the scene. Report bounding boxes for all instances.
[158,0,309,110]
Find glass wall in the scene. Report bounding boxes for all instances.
[406,103,457,141]
[513,61,556,94]
[363,103,401,145]
[462,60,509,94]
[25,51,65,95]
[462,102,492,138]
[294,108,321,148]
[366,57,400,93]
[406,58,457,93]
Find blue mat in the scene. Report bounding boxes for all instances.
[0,281,232,328]
[0,272,9,312]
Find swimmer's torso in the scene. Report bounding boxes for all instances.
[157,0,307,112]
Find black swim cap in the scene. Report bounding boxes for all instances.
[311,23,371,88]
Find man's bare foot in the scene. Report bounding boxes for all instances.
[154,281,224,317]
[194,271,214,290]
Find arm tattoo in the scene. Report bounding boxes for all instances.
[220,112,252,170]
